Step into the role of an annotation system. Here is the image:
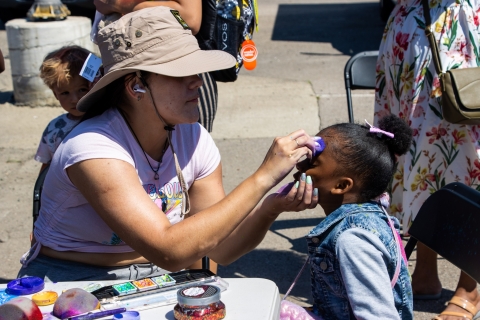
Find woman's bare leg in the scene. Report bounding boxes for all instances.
[411,242,442,296]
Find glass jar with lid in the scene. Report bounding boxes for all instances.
[173,285,225,320]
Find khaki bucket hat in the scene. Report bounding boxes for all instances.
[77,7,236,112]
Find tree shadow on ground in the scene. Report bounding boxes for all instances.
[218,217,324,304]
[414,289,455,314]
[272,2,386,56]
[0,92,13,104]
[218,248,313,304]
[0,277,13,284]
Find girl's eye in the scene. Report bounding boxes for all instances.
[60,91,69,96]
[80,88,89,93]
[297,158,314,171]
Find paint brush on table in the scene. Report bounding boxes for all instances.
[67,307,127,320]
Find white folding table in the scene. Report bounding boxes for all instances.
[1,278,280,320]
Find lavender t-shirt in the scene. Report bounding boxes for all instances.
[33,108,220,254]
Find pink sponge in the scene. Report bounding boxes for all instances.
[53,288,100,319]
[0,297,43,320]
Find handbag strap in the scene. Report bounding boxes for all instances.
[422,0,445,76]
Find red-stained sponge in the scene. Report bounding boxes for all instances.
[0,297,43,320]
[53,288,100,319]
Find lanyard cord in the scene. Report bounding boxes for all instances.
[137,71,190,217]
[120,110,169,180]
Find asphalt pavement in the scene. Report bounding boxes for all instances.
[0,1,472,319]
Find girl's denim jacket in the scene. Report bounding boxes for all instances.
[306,202,413,319]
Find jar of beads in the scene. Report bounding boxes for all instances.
[173,285,225,320]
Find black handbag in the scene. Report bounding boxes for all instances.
[422,0,480,125]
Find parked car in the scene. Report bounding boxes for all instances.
[0,0,96,23]
[380,0,396,21]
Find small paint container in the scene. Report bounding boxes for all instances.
[112,282,137,296]
[7,277,44,295]
[173,285,225,320]
[83,282,104,293]
[32,291,58,306]
[132,278,157,291]
[113,311,141,320]
[151,274,176,288]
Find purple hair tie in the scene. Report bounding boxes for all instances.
[365,120,394,138]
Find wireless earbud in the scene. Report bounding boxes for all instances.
[133,84,146,93]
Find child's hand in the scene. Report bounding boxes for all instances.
[264,173,318,215]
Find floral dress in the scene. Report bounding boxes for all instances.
[374,0,480,231]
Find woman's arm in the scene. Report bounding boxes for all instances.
[93,0,142,15]
[93,0,202,35]
[186,164,317,265]
[67,131,313,272]
[133,1,202,35]
[206,179,317,264]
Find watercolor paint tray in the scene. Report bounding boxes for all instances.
[91,269,228,310]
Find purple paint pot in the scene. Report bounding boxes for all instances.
[6,277,44,295]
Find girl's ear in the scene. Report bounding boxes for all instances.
[331,177,354,195]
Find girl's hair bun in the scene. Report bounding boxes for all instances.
[377,114,412,156]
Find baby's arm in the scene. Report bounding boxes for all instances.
[336,228,401,320]
[35,126,53,169]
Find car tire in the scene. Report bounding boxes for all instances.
[380,0,396,21]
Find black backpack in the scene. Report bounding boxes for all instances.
[195,0,258,83]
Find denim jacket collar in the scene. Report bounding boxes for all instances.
[308,202,382,238]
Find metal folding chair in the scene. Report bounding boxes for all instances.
[404,182,480,283]
[32,164,50,230]
[344,50,379,124]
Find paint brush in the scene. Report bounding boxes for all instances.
[67,307,127,320]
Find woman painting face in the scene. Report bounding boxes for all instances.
[147,73,203,125]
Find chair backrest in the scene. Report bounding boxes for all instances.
[404,182,480,283]
[33,164,50,230]
[344,50,379,123]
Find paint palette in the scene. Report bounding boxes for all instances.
[132,278,158,291]
[112,282,138,296]
[91,269,229,310]
[151,274,176,288]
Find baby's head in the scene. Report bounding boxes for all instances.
[298,114,412,213]
[40,46,92,118]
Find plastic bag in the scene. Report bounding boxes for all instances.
[280,300,320,320]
